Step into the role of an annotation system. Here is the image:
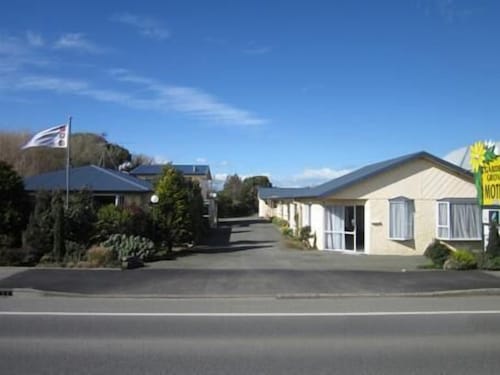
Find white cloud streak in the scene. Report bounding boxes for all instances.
[111,12,170,40]
[109,69,267,125]
[53,33,104,54]
[294,167,351,181]
[12,71,268,126]
[26,31,44,47]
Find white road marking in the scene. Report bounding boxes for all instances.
[1,311,500,317]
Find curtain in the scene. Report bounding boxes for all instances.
[325,206,344,249]
[390,200,414,239]
[451,203,481,239]
[437,202,449,238]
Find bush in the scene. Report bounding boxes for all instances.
[86,246,115,267]
[101,234,154,260]
[0,248,35,266]
[0,161,29,248]
[477,252,500,270]
[281,227,293,237]
[23,190,54,261]
[486,223,500,258]
[299,226,312,241]
[424,240,452,267]
[272,217,289,228]
[94,204,133,242]
[444,249,477,270]
[64,190,96,247]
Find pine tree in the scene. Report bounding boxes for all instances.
[155,164,191,251]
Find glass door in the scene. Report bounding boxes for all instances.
[325,205,364,252]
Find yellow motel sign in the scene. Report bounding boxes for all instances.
[482,157,500,206]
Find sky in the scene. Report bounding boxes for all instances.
[1,0,499,187]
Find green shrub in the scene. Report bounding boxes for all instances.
[281,227,293,237]
[480,255,500,270]
[0,248,33,266]
[23,190,54,261]
[64,190,96,247]
[424,240,452,267]
[299,226,312,241]
[101,233,154,260]
[486,223,500,258]
[272,217,289,228]
[444,249,477,270]
[86,246,115,267]
[94,204,133,242]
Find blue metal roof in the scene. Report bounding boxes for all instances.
[259,151,473,200]
[25,165,153,193]
[130,164,211,179]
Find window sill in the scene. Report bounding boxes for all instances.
[436,237,482,241]
[389,237,413,241]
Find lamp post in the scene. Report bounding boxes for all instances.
[150,194,159,245]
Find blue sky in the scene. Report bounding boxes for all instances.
[0,0,499,187]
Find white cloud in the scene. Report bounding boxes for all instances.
[214,173,228,182]
[0,34,52,74]
[154,155,170,164]
[111,12,170,40]
[294,167,351,181]
[242,41,271,55]
[219,160,229,167]
[54,33,104,54]
[110,69,268,125]
[26,31,44,47]
[242,46,272,55]
[196,157,207,163]
[7,67,267,127]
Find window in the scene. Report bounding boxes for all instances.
[389,198,414,240]
[437,200,481,240]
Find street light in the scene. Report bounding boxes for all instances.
[150,194,159,245]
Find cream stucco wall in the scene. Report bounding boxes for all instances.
[325,159,477,255]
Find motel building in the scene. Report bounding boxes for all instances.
[258,151,499,255]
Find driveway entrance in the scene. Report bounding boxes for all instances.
[149,217,426,271]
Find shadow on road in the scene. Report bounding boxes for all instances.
[177,217,276,256]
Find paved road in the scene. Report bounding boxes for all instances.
[2,295,500,374]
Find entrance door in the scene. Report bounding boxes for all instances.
[325,205,364,252]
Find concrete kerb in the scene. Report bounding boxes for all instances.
[6,287,500,300]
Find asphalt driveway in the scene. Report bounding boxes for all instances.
[149,217,428,271]
[1,217,500,297]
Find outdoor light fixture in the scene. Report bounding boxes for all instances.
[150,194,159,204]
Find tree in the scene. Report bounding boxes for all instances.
[217,174,272,217]
[486,222,500,258]
[52,193,65,262]
[0,161,29,247]
[24,190,54,260]
[0,131,139,177]
[155,165,191,251]
[242,176,272,214]
[187,179,206,244]
[64,190,96,247]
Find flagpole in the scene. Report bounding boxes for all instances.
[65,116,72,210]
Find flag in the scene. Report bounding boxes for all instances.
[21,124,68,150]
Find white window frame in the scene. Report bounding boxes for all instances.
[388,198,414,241]
[436,200,482,241]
